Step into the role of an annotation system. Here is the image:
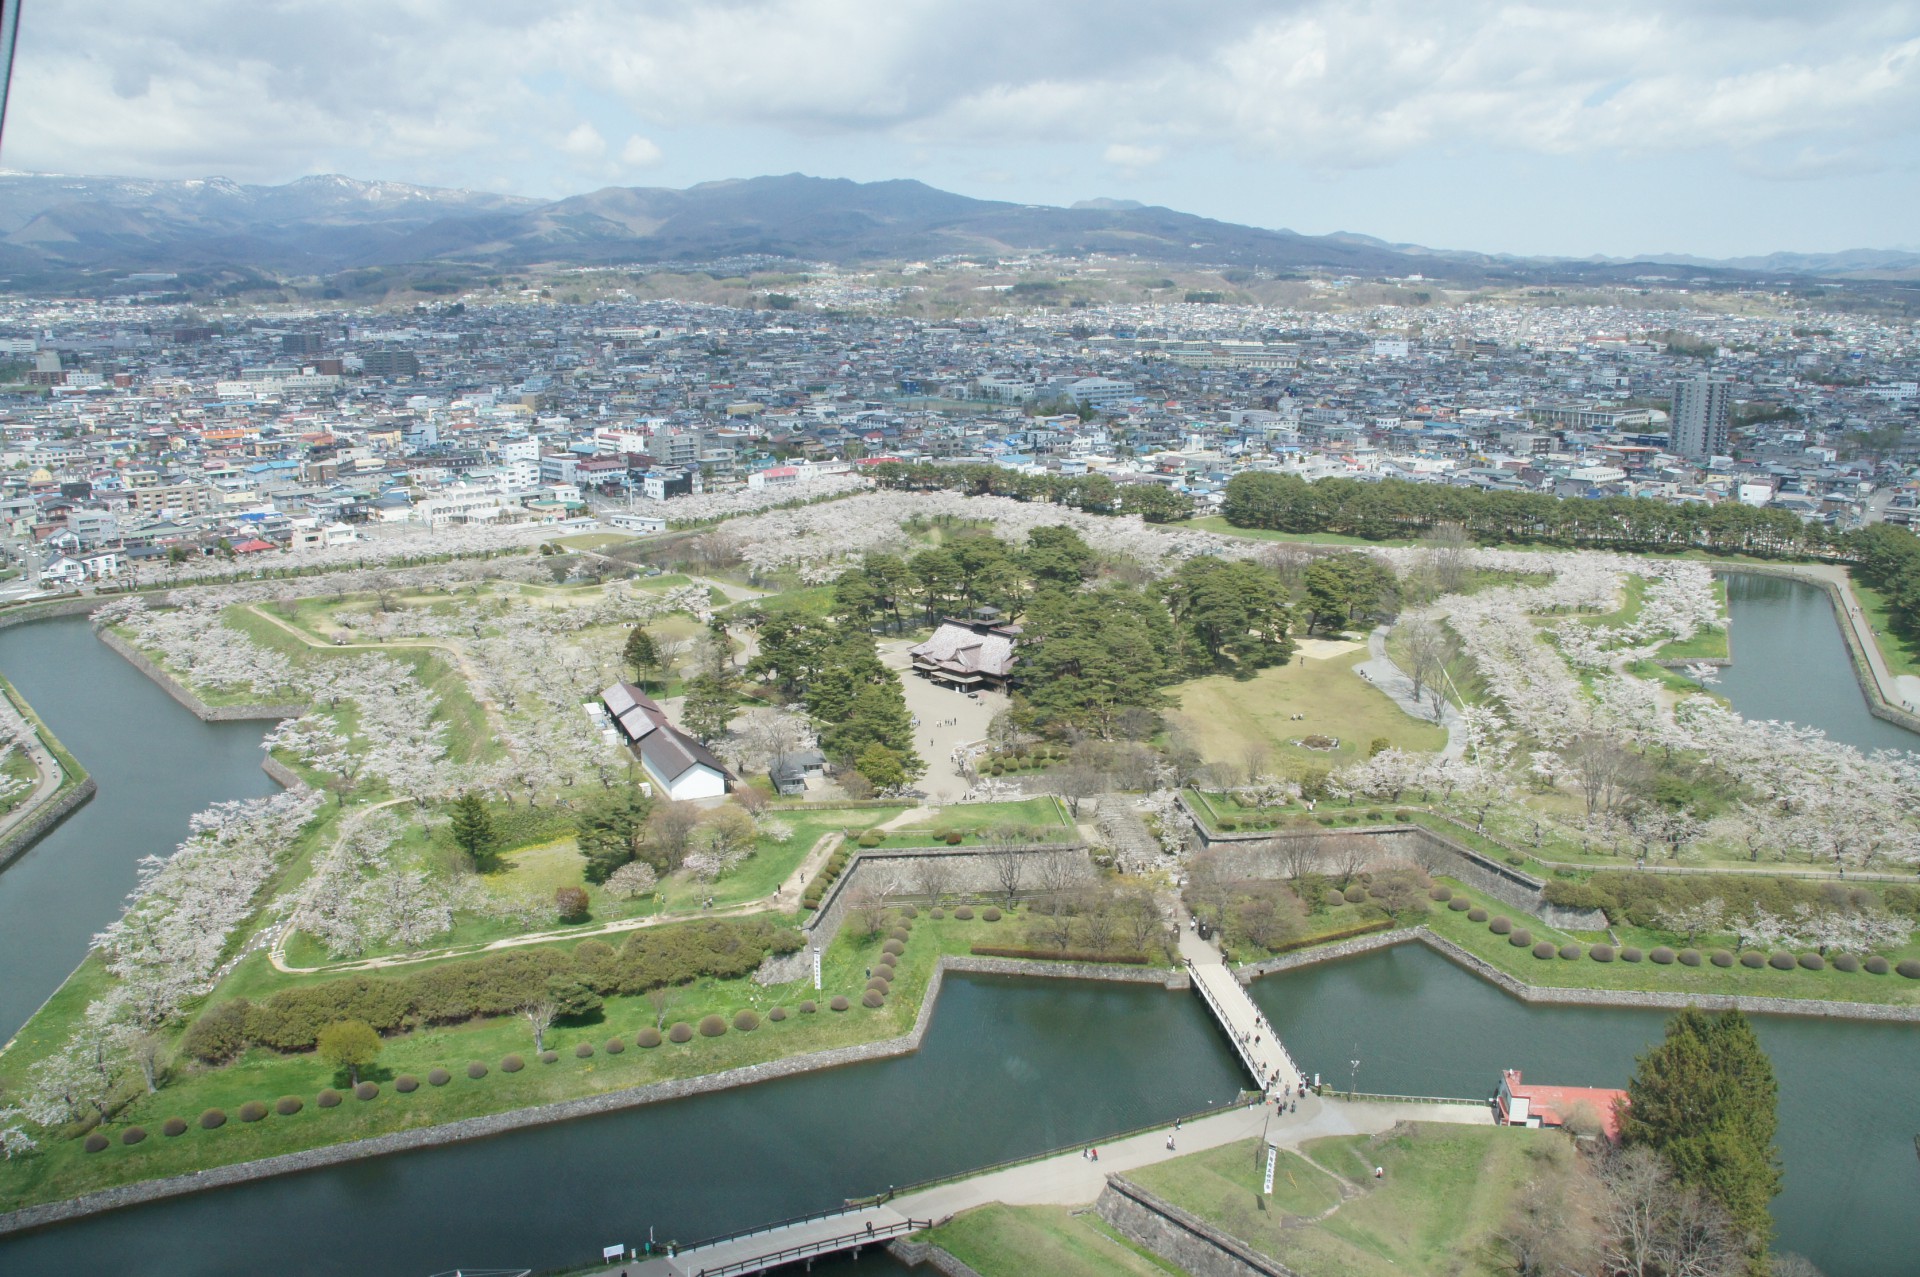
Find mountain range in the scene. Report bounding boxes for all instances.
[0,170,1914,287]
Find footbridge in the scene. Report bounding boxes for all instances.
[617,1202,929,1276]
[1182,927,1305,1096]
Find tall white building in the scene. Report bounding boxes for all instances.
[1670,375,1732,460]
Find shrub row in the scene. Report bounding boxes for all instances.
[967,946,1150,965]
[801,840,857,910]
[1262,918,1396,958]
[188,917,802,1057]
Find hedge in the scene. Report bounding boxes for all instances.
[121,1127,146,1146]
[162,1118,187,1137]
[888,927,911,942]
[1558,943,1582,960]
[734,1010,760,1032]
[668,1023,693,1043]
[1650,947,1676,965]
[318,1088,344,1107]
[1467,907,1488,923]
[1620,948,1643,963]
[1866,956,1891,975]
[1740,951,1767,969]
[200,1109,227,1129]
[214,916,803,1051]
[1678,949,1701,967]
[575,1042,595,1058]
[636,1027,663,1047]
[540,1050,559,1064]
[866,977,891,993]
[605,1037,626,1054]
[881,939,905,956]
[1531,941,1556,959]
[1509,930,1533,948]
[1447,897,1470,912]
[768,1006,787,1022]
[84,1134,108,1153]
[1261,918,1396,957]
[1711,950,1734,968]
[969,945,1151,964]
[276,1095,305,1115]
[1833,954,1861,973]
[699,1014,727,1037]
[1588,944,1615,962]
[862,990,885,1008]
[799,1000,817,1014]
[1489,917,1512,935]
[829,996,850,1012]
[953,906,974,920]
[354,1082,379,1100]
[1342,886,1367,904]
[501,1054,525,1073]
[468,1062,489,1079]
[238,1101,268,1123]
[1898,959,1920,979]
[427,1068,452,1086]
[1429,886,1452,902]
[982,908,1002,922]
[1769,952,1797,970]
[393,1077,418,1094]
[1798,953,1825,971]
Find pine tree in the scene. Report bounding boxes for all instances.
[1619,1007,1781,1263]
[449,791,494,868]
[623,625,659,687]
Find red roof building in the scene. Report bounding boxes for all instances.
[1495,1069,1627,1142]
[231,538,276,554]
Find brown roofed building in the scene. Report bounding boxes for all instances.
[908,618,1018,691]
[600,682,732,801]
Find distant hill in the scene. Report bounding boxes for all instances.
[0,169,1910,286]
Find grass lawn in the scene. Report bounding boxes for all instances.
[1425,876,1920,1006]
[554,533,639,552]
[867,797,1076,847]
[1574,572,1648,631]
[1384,618,1491,708]
[1184,516,1416,548]
[1128,1125,1540,1277]
[1171,650,1446,777]
[0,904,1022,1212]
[1654,577,1730,661]
[656,808,891,912]
[1852,579,1920,681]
[1128,1138,1342,1222]
[918,1204,1180,1277]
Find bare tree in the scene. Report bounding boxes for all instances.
[1419,521,1473,593]
[1081,886,1118,954]
[1399,619,1456,719]
[1033,850,1086,899]
[1121,888,1164,955]
[124,1030,167,1096]
[1241,740,1271,785]
[646,986,678,1030]
[911,855,955,910]
[523,999,557,1053]
[1046,760,1108,819]
[986,842,1027,906]
[1567,734,1640,819]
[1327,834,1370,887]
[848,881,889,938]
[1599,1145,1745,1277]
[1278,837,1321,881]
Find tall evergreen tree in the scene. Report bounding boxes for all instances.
[1619,1007,1781,1264]
[622,625,658,687]
[577,784,653,882]
[449,791,494,868]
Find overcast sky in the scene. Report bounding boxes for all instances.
[6,1,1918,259]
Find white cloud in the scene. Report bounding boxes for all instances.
[620,134,663,168]
[1103,142,1165,174]
[562,123,607,159]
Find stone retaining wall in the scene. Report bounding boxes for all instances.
[1095,1177,1300,1277]
[888,1239,988,1277]
[942,953,1189,989]
[258,756,311,793]
[804,842,1088,951]
[1235,927,1427,982]
[94,627,303,722]
[0,776,97,874]
[0,597,103,631]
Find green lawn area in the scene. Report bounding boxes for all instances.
[656,808,893,912]
[1654,577,1730,661]
[1425,876,1920,1006]
[1172,649,1446,778]
[1129,1126,1541,1277]
[918,1204,1180,1277]
[1184,516,1416,548]
[1574,572,1649,631]
[867,797,1076,847]
[1852,579,1920,681]
[554,532,639,552]
[0,904,1022,1212]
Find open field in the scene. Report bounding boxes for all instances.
[1171,650,1447,777]
[1130,1126,1542,1277]
[919,1203,1180,1277]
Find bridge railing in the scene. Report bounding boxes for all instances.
[1186,958,1302,1088]
[692,1219,930,1277]
[677,1201,872,1256]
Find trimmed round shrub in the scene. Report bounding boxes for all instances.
[394,1076,418,1094]
[866,977,891,994]
[881,939,905,956]
[1489,917,1512,935]
[930,908,946,919]
[862,989,886,1008]
[604,1038,625,1055]
[428,1068,452,1086]
[1342,885,1368,904]
[888,927,910,943]
[768,1007,787,1023]
[877,952,897,971]
[799,1000,817,1014]
[1711,950,1734,968]
[84,1134,109,1153]
[1769,952,1797,971]
[1897,959,1920,979]
[829,996,850,1012]
[954,906,974,920]
[1559,943,1583,960]
[668,1023,693,1044]
[1509,929,1533,948]
[899,905,918,919]
[1620,947,1643,963]
[857,831,882,848]
[1866,956,1891,975]
[1589,944,1615,962]
[1739,951,1766,969]
[943,832,962,846]
[575,1042,595,1058]
[636,1027,663,1048]
[1798,953,1825,971]
[354,1082,379,1101]
[467,1062,489,1080]
[162,1117,188,1138]
[733,1010,760,1032]
[982,907,1002,922]
[1468,907,1488,923]
[200,1109,227,1129]
[276,1095,305,1114]
[501,1054,525,1073]
[698,1015,727,1038]
[1678,949,1702,967]
[1429,886,1452,902]
[540,1051,559,1064]
[317,1089,343,1108]
[238,1101,268,1123]
[121,1127,147,1146]
[1833,954,1861,973]
[1531,941,1556,959]
[1649,947,1676,965]
[1447,897,1471,912]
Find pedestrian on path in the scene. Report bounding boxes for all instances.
[1166,1134,1176,1151]
[1091,1147,1098,1162]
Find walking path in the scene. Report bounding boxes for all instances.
[1178,917,1304,1096]
[1357,625,1465,760]
[585,1095,1491,1275]
[1778,563,1920,715]
[0,686,63,843]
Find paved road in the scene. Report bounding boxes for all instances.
[1357,625,1464,760]
[0,686,64,843]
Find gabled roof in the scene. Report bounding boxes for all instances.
[600,682,732,785]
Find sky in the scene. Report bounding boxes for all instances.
[5,0,1918,260]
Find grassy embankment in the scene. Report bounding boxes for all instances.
[1171,650,1446,775]
[0,905,1041,1213]
[1852,579,1920,682]
[1124,1126,1539,1277]
[918,1204,1181,1277]
[0,672,87,816]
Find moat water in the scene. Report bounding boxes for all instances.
[0,599,1915,1276]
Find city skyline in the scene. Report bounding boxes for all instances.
[5,0,1917,262]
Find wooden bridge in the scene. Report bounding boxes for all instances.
[1181,927,1305,1096]
[615,1202,930,1276]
